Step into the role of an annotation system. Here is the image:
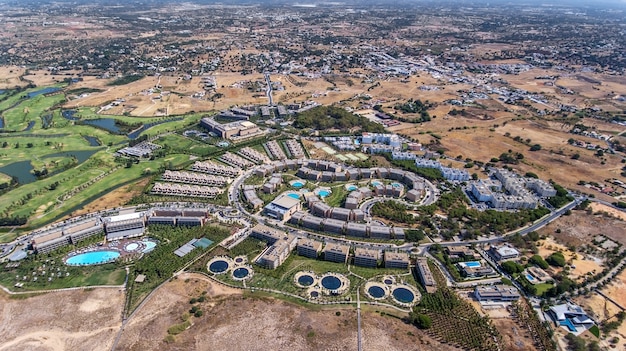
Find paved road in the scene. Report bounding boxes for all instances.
[357,289,362,351]
[264,73,273,105]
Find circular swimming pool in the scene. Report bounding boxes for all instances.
[321,276,341,290]
[298,274,315,286]
[384,279,393,285]
[66,250,120,266]
[391,182,403,188]
[287,193,301,199]
[292,181,304,188]
[346,185,357,191]
[368,286,386,299]
[209,260,230,273]
[317,189,331,197]
[235,257,244,264]
[125,243,139,251]
[233,267,250,279]
[392,287,415,304]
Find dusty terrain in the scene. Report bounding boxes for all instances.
[118,273,460,351]
[539,208,626,247]
[0,288,124,351]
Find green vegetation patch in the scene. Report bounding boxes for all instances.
[107,75,144,86]
[293,106,385,133]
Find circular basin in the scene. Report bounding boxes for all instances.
[310,291,319,298]
[298,275,314,286]
[233,267,249,279]
[209,260,229,273]
[125,243,139,251]
[292,181,304,188]
[392,287,415,304]
[368,286,386,298]
[321,276,341,290]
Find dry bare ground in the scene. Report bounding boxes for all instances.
[0,288,124,351]
[117,273,461,351]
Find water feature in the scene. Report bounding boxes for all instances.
[384,279,393,285]
[391,182,403,188]
[43,149,100,165]
[292,181,304,188]
[142,240,156,253]
[23,121,35,131]
[463,261,481,268]
[233,267,250,279]
[0,160,36,184]
[82,118,121,133]
[321,275,341,290]
[310,291,319,298]
[0,89,5,95]
[0,117,4,128]
[371,181,382,187]
[316,189,331,197]
[392,287,415,303]
[27,87,61,98]
[298,275,314,286]
[368,286,386,298]
[209,260,230,273]
[125,243,139,251]
[235,257,244,264]
[66,250,120,265]
[83,136,101,146]
[61,110,80,121]
[127,117,183,139]
[526,274,536,282]
[346,185,357,191]
[287,193,301,200]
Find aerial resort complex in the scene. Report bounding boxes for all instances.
[1,0,625,350]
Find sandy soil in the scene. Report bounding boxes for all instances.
[534,237,603,281]
[0,66,27,89]
[539,209,626,247]
[589,202,626,221]
[0,288,124,351]
[117,273,460,351]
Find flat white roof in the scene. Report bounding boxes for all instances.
[108,212,144,222]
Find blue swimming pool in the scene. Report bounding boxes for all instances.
[371,181,382,187]
[560,319,577,332]
[368,286,386,298]
[391,182,403,188]
[347,185,357,191]
[287,193,301,199]
[464,261,481,268]
[321,276,341,290]
[392,287,415,304]
[66,250,120,265]
[292,181,304,188]
[317,189,331,197]
[142,241,157,253]
[526,274,536,282]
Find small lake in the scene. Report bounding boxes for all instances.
[23,121,35,131]
[27,87,61,98]
[0,90,5,95]
[61,110,79,121]
[83,136,101,146]
[0,160,36,184]
[82,118,120,133]
[0,117,4,128]
[43,149,101,164]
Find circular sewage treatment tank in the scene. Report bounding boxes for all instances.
[310,291,319,298]
[209,260,229,273]
[298,275,314,286]
[392,287,415,304]
[321,276,341,290]
[233,267,249,279]
[368,286,386,298]
[235,257,244,264]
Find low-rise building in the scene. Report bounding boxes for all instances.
[297,238,323,259]
[323,242,350,263]
[474,285,520,302]
[354,247,380,267]
[384,251,409,269]
[416,258,437,293]
[263,195,302,222]
[489,245,520,261]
